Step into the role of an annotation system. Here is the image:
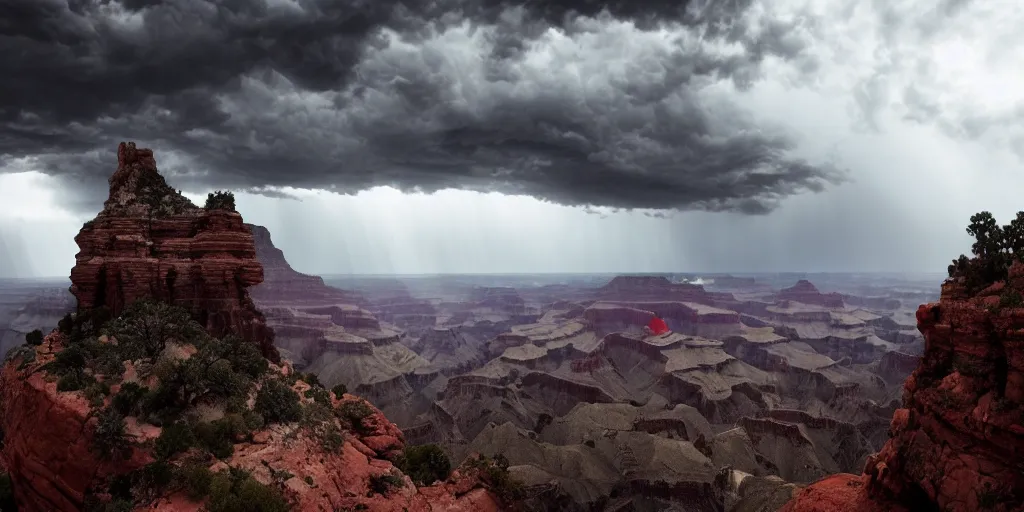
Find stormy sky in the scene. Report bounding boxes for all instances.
[1,0,1022,277]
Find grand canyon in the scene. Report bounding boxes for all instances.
[0,143,1018,511]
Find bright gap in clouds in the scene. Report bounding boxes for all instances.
[186,187,685,276]
[0,172,83,278]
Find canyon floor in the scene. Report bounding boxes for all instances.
[0,249,939,511]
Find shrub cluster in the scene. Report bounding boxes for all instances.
[368,471,405,496]
[395,444,451,486]
[464,454,526,504]
[24,329,43,346]
[204,191,237,212]
[37,299,382,511]
[948,211,1024,294]
[337,399,375,435]
[41,300,301,510]
[86,462,287,512]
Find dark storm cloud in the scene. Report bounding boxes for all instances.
[1,0,844,215]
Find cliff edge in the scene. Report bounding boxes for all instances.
[782,260,1024,510]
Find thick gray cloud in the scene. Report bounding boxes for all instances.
[1,0,845,215]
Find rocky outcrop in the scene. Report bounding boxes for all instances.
[1,333,501,511]
[779,280,844,309]
[783,266,1024,512]
[247,224,364,306]
[68,142,278,361]
[1,335,156,511]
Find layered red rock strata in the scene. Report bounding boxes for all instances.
[783,265,1024,512]
[68,142,278,361]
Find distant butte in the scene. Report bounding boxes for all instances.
[68,141,279,361]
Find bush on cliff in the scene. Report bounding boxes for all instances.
[396,444,452,486]
[205,466,289,512]
[465,454,526,504]
[948,210,1024,294]
[24,329,43,346]
[337,399,375,434]
[104,300,204,361]
[368,471,405,496]
[254,379,302,424]
[204,191,237,212]
[93,407,131,460]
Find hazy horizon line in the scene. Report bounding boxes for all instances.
[2,270,951,281]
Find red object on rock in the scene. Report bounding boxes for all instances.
[647,316,669,335]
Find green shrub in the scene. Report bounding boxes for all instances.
[194,421,235,460]
[83,381,111,407]
[155,421,195,459]
[205,467,289,512]
[331,383,348,398]
[25,329,43,346]
[304,386,332,406]
[368,472,404,496]
[93,407,130,460]
[111,382,148,417]
[104,300,204,361]
[466,454,526,504]
[204,191,237,212]
[337,400,375,434]
[57,370,96,392]
[58,313,74,334]
[948,211,1024,293]
[133,460,175,500]
[47,343,88,375]
[300,372,323,388]
[396,444,452,486]
[254,379,302,425]
[177,463,214,500]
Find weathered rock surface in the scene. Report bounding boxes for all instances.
[68,142,278,361]
[1,331,501,512]
[783,266,1024,512]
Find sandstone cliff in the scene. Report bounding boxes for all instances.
[782,265,1024,512]
[69,142,278,361]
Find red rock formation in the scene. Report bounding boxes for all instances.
[1,333,501,512]
[1,334,156,511]
[783,265,1024,512]
[69,142,278,361]
[779,280,845,308]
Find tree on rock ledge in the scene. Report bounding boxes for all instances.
[949,210,1024,293]
[204,191,236,211]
